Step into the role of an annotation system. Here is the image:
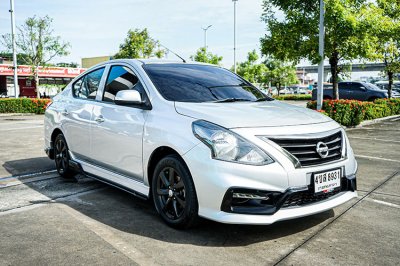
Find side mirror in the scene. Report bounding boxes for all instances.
[360,86,367,91]
[114,90,143,106]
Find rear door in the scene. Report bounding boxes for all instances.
[90,64,149,181]
[350,83,368,101]
[62,67,105,159]
[338,82,352,99]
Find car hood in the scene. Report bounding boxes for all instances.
[174,100,332,128]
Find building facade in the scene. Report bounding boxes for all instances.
[0,64,86,97]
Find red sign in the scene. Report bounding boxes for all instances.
[0,64,86,78]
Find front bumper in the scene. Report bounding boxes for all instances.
[182,141,358,225]
[221,175,356,215]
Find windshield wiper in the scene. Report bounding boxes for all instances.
[255,97,274,102]
[212,98,253,103]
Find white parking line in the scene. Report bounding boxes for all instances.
[355,155,400,163]
[361,127,400,131]
[0,174,58,189]
[0,126,43,131]
[365,198,400,209]
[0,170,57,181]
[349,136,400,143]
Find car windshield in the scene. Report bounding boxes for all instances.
[143,64,271,103]
[365,83,383,91]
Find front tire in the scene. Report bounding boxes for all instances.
[54,133,75,179]
[152,155,199,229]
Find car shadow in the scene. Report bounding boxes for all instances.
[15,164,335,247]
[2,157,55,176]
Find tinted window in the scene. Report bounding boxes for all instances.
[338,83,349,90]
[143,64,268,102]
[73,67,105,99]
[103,65,147,103]
[365,83,382,90]
[349,83,364,90]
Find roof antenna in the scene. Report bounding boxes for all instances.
[158,43,186,63]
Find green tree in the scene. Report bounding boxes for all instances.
[0,52,31,65]
[372,0,400,98]
[55,62,79,68]
[265,58,298,95]
[236,50,269,86]
[1,15,70,98]
[190,47,223,65]
[114,28,165,59]
[261,0,380,99]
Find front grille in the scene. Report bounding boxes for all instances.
[282,189,340,208]
[269,131,343,167]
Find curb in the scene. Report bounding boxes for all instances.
[345,114,400,130]
[0,113,38,117]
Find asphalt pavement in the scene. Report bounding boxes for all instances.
[0,114,399,265]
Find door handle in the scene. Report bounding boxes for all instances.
[95,116,105,123]
[61,109,69,116]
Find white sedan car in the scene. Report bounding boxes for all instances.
[44,59,357,229]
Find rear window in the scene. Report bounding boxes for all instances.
[143,64,267,102]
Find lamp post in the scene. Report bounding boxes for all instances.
[201,25,212,52]
[233,0,238,73]
[317,0,325,110]
[9,0,19,98]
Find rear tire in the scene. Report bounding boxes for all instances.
[151,154,199,229]
[54,133,75,179]
[368,97,378,102]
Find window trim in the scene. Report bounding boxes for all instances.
[100,64,152,110]
[71,66,106,101]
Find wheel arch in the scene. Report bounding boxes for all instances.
[51,128,64,143]
[46,128,64,160]
[146,146,187,189]
[368,96,378,102]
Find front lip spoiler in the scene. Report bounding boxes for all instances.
[221,174,357,215]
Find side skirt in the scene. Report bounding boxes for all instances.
[68,157,150,200]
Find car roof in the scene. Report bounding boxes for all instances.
[81,59,220,78]
[104,58,214,66]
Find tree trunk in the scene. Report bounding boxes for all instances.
[277,83,281,96]
[35,67,40,99]
[388,71,393,99]
[329,52,339,100]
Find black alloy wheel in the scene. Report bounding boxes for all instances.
[54,134,75,179]
[152,155,199,229]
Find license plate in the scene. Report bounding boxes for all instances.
[313,169,341,194]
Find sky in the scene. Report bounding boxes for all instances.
[0,0,381,80]
[0,0,267,68]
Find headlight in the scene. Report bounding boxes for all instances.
[192,120,274,165]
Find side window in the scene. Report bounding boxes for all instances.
[346,83,361,91]
[72,67,105,99]
[103,65,147,103]
[72,76,86,98]
[339,83,350,90]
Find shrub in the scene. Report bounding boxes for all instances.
[0,98,51,114]
[307,98,400,127]
[273,94,312,101]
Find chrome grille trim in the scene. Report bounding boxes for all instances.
[264,130,344,167]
